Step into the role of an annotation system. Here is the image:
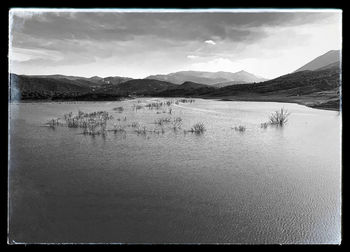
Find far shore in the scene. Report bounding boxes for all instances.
[200,95,340,112]
[9,95,340,112]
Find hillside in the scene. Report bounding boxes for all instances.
[156,81,216,97]
[145,70,267,85]
[153,65,340,110]
[314,61,341,71]
[294,50,341,72]
[97,76,133,86]
[213,80,249,88]
[95,79,178,96]
[10,74,91,100]
[202,65,341,110]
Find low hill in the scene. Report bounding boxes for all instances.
[95,79,178,96]
[10,74,91,100]
[156,81,216,97]
[97,76,133,86]
[213,80,249,88]
[177,81,213,89]
[20,74,100,88]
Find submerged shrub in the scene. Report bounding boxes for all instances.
[46,118,62,128]
[176,98,195,104]
[61,110,113,135]
[133,104,143,111]
[112,124,126,133]
[131,122,140,128]
[269,108,290,126]
[190,122,206,134]
[260,122,269,129]
[234,125,246,132]
[113,106,124,112]
[135,126,147,135]
[172,117,183,131]
[154,117,172,125]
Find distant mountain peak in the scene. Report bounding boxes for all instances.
[145,70,267,85]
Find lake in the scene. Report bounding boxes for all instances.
[8,98,341,244]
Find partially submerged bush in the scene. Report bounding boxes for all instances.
[154,117,172,126]
[172,117,183,131]
[113,106,124,112]
[190,122,206,134]
[62,110,113,135]
[135,126,147,135]
[269,108,290,126]
[111,124,126,133]
[176,98,195,104]
[131,122,140,128]
[234,125,246,132]
[133,104,143,111]
[260,122,269,129]
[46,118,62,128]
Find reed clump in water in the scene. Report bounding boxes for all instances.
[189,122,206,134]
[135,125,148,135]
[269,108,290,126]
[154,117,172,126]
[133,104,144,111]
[45,118,63,128]
[131,122,140,128]
[113,106,124,112]
[111,124,126,134]
[62,110,113,135]
[233,125,246,132]
[172,117,183,131]
[175,99,195,104]
[260,122,269,129]
[259,108,291,128]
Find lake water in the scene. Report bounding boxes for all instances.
[8,98,341,244]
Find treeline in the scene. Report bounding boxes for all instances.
[10,90,125,101]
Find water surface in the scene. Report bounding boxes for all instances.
[8,99,341,244]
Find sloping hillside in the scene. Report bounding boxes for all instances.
[314,61,341,71]
[156,81,216,97]
[213,80,249,88]
[10,74,91,100]
[96,79,178,96]
[97,76,133,86]
[203,66,341,110]
[25,74,101,88]
[294,50,341,72]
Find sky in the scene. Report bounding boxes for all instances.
[9,9,342,79]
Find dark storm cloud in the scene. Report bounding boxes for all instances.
[11,11,337,47]
[9,10,341,78]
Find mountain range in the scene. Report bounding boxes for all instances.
[146,70,267,85]
[9,50,341,110]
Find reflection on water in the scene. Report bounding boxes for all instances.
[8,99,341,244]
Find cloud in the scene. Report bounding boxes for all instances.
[190,58,239,72]
[9,10,341,78]
[187,55,199,59]
[204,40,216,45]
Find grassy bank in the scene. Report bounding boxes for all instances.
[200,94,340,111]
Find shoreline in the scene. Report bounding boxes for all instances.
[199,95,340,112]
[9,95,340,112]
